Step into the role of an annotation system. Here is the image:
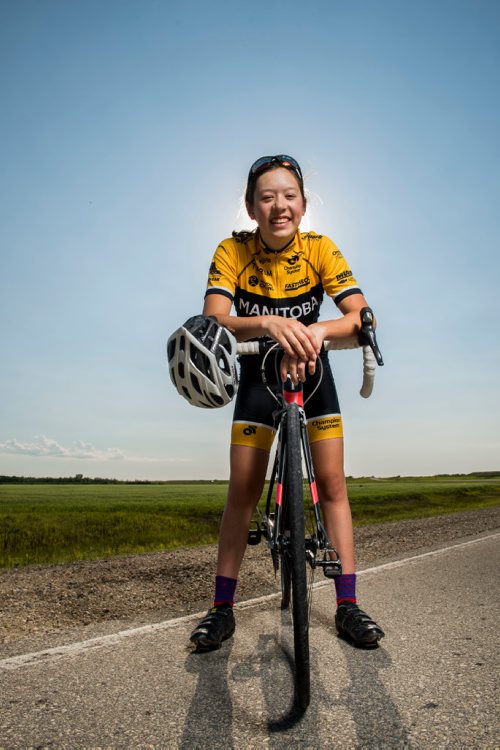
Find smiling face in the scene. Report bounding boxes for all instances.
[246,167,306,250]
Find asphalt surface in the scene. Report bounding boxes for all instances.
[1,532,498,749]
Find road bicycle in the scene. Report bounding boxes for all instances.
[237,307,384,711]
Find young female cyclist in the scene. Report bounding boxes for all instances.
[189,155,384,650]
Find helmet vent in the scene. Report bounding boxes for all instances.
[218,355,230,374]
[190,372,202,394]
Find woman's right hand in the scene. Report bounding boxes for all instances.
[262,316,320,382]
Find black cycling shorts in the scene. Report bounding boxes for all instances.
[231,351,343,452]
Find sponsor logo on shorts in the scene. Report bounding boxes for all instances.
[243,425,257,435]
[285,277,310,292]
[311,417,341,431]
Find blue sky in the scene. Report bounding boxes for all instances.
[1,0,499,480]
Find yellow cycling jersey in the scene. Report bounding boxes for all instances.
[205,230,361,323]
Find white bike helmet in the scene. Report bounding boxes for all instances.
[167,315,238,408]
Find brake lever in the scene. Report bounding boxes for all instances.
[358,307,384,366]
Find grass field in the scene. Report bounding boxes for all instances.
[0,476,499,568]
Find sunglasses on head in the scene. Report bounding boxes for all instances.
[248,155,303,182]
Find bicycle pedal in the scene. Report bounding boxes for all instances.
[316,559,342,578]
[247,521,262,546]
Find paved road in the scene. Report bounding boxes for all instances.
[1,532,498,749]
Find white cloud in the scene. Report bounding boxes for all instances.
[0,435,125,461]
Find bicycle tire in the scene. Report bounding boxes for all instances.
[280,469,291,610]
[280,552,291,609]
[282,402,310,710]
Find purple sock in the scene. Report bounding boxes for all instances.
[213,575,238,608]
[334,573,357,605]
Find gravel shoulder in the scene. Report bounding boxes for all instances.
[1,507,498,657]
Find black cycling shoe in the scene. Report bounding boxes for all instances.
[190,605,235,651]
[335,602,385,648]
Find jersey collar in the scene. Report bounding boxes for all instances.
[257,230,298,255]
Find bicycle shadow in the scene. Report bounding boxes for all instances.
[252,607,410,746]
[230,608,321,738]
[180,639,235,750]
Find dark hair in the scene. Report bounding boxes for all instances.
[245,159,306,205]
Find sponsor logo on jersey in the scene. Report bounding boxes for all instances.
[284,276,310,292]
[248,274,274,291]
[287,254,300,266]
[209,261,222,275]
[259,280,274,291]
[233,231,254,244]
[251,261,272,277]
[238,295,320,319]
[335,270,353,283]
[331,249,342,258]
[301,232,323,240]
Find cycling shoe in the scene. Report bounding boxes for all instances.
[190,605,235,651]
[335,602,385,648]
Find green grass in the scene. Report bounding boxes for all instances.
[0,476,498,568]
[345,476,500,524]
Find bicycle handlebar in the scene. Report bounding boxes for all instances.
[236,307,384,399]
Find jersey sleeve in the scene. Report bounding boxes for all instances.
[205,240,237,302]
[318,236,363,306]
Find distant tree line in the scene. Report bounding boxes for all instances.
[0,475,228,485]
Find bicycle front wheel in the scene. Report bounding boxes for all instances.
[283,402,310,710]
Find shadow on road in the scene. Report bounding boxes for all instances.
[180,640,235,749]
[341,640,411,748]
[230,609,322,742]
[250,632,307,733]
[179,609,410,746]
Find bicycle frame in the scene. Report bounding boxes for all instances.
[258,377,342,581]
